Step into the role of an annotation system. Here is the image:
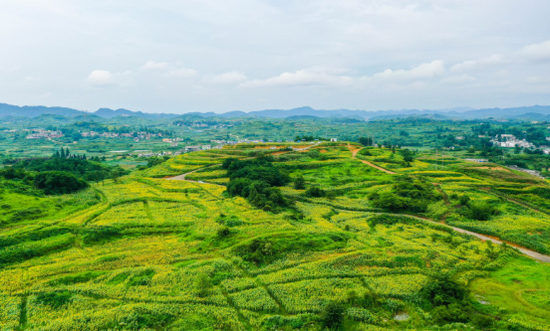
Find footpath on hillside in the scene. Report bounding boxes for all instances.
[347,144,550,263]
[349,144,397,174]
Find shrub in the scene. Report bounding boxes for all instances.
[305,186,325,198]
[34,171,88,195]
[459,195,470,205]
[81,226,120,245]
[421,279,468,307]
[36,291,74,309]
[194,273,211,297]
[294,176,306,190]
[321,301,345,330]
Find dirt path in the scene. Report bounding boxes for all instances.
[481,188,550,216]
[166,165,226,187]
[397,213,550,264]
[348,144,397,175]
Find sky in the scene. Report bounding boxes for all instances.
[1,0,550,114]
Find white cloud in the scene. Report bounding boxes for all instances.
[169,67,198,78]
[371,60,445,81]
[450,54,503,71]
[207,71,247,84]
[141,61,169,70]
[240,69,353,88]
[441,74,476,84]
[87,70,114,87]
[517,40,550,62]
[140,61,197,78]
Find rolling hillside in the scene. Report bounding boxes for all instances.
[1,143,549,331]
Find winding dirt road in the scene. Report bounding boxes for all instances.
[349,145,397,175]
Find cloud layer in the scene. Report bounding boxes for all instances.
[0,1,549,112]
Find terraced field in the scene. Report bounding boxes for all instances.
[1,144,549,331]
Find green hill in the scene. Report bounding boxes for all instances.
[0,143,549,331]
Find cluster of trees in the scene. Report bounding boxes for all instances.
[0,167,88,195]
[223,156,291,212]
[294,135,325,142]
[52,147,88,160]
[422,278,494,327]
[0,148,128,195]
[358,137,373,146]
[34,171,88,195]
[13,153,125,183]
[452,194,500,221]
[369,176,441,212]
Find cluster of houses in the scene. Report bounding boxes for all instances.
[80,131,163,142]
[491,134,535,148]
[26,130,64,140]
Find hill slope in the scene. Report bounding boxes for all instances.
[0,144,549,331]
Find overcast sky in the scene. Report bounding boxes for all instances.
[1,0,550,113]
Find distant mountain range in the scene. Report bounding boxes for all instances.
[2,102,550,121]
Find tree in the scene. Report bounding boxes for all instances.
[110,168,123,183]
[305,186,325,198]
[459,195,470,205]
[34,171,88,195]
[294,176,306,190]
[358,137,373,146]
[194,273,211,297]
[321,301,344,329]
[400,149,414,163]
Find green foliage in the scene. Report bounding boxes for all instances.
[127,269,156,286]
[34,171,88,195]
[52,271,106,285]
[460,200,500,221]
[13,157,119,182]
[261,315,306,330]
[225,156,291,212]
[234,232,349,266]
[146,156,170,168]
[81,226,120,245]
[321,301,344,330]
[305,186,325,198]
[194,273,211,297]
[294,176,306,190]
[36,291,74,309]
[431,303,471,324]
[369,176,440,212]
[358,137,373,146]
[459,195,470,205]
[421,279,468,307]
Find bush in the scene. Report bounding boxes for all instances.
[81,226,120,245]
[34,171,88,195]
[459,195,470,205]
[305,186,325,198]
[432,303,471,324]
[194,273,211,297]
[36,291,73,309]
[421,279,468,307]
[294,176,306,190]
[460,201,499,221]
[321,301,345,330]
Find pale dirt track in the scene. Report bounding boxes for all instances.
[168,144,550,264]
[347,144,550,263]
[349,145,397,175]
